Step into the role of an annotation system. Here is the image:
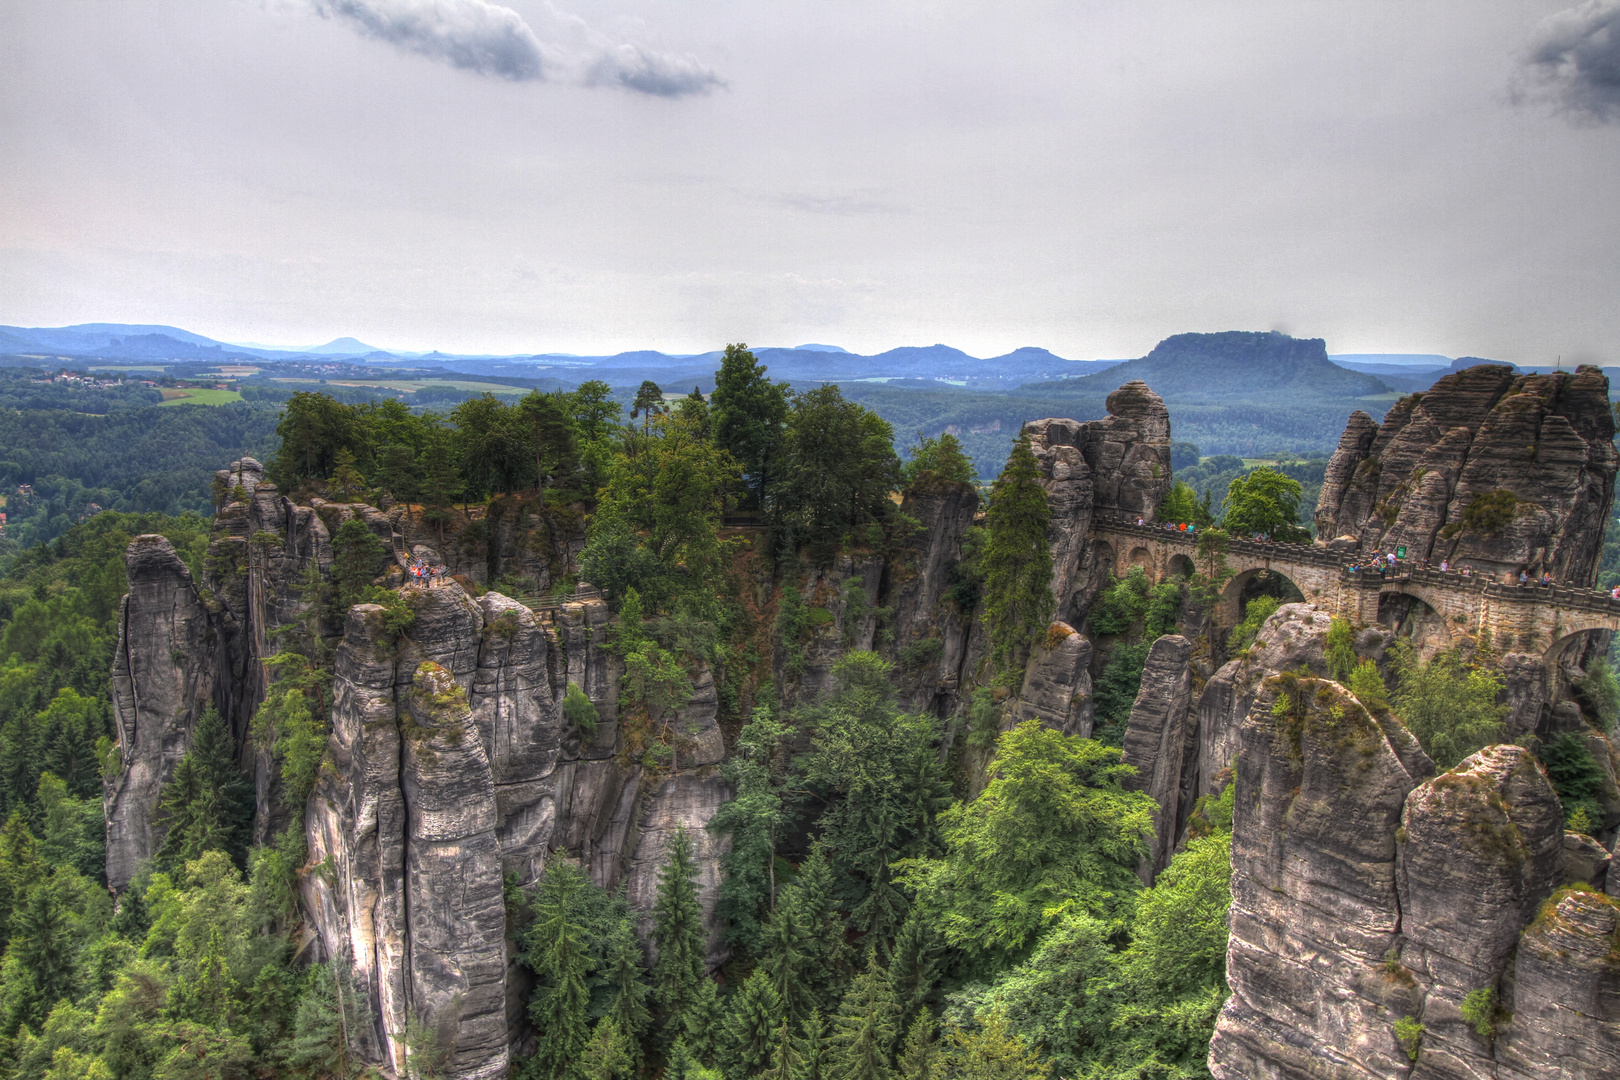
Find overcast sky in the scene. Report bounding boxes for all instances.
[2,1,1618,361]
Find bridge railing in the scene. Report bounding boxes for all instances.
[516,586,603,612]
[1091,511,1620,612]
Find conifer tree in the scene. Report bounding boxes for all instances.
[895,1012,937,1080]
[605,920,652,1051]
[8,879,76,1031]
[710,344,790,507]
[0,810,40,945]
[757,889,815,1027]
[682,976,725,1067]
[653,827,707,1040]
[792,845,853,1015]
[530,868,593,1080]
[580,1016,634,1080]
[885,911,942,1032]
[830,954,900,1080]
[153,706,254,874]
[794,1009,830,1080]
[666,1036,696,1080]
[980,434,1054,673]
[721,969,782,1080]
[763,1015,803,1080]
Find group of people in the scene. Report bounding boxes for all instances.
[1135,517,1197,535]
[407,559,447,587]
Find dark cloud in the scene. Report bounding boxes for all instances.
[1524,1,1620,122]
[584,42,724,98]
[312,0,544,81]
[307,0,722,96]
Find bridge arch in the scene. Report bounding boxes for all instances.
[1377,589,1452,657]
[1218,565,1306,627]
[1167,553,1195,580]
[1126,546,1153,575]
[1545,627,1613,669]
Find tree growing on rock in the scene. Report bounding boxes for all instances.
[652,827,708,1045]
[980,435,1054,675]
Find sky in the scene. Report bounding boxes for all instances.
[1,0,1618,362]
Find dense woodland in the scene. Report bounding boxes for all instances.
[0,347,1613,1080]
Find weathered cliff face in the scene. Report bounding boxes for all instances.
[1206,635,1620,1078]
[301,582,736,1076]
[1315,364,1618,584]
[1119,633,1192,877]
[888,482,980,712]
[1023,380,1173,625]
[105,535,219,890]
[1211,675,1433,1080]
[1007,622,1094,737]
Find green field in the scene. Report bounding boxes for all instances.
[157,387,245,406]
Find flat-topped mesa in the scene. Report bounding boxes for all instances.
[1022,380,1173,622]
[1314,364,1617,584]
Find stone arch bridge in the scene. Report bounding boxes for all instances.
[1089,516,1620,664]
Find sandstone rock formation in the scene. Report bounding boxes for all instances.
[1119,633,1192,876]
[1023,380,1173,624]
[1007,622,1094,736]
[1315,364,1618,583]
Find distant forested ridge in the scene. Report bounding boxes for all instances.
[0,403,279,551]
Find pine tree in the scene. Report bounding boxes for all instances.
[580,1016,633,1080]
[0,810,40,946]
[829,954,899,1080]
[710,344,790,507]
[762,1016,803,1080]
[530,869,593,1080]
[605,919,652,1051]
[980,434,1054,673]
[758,888,815,1027]
[885,911,942,1032]
[721,969,783,1080]
[682,976,724,1067]
[793,845,853,1015]
[652,827,707,1040]
[153,706,254,874]
[329,447,368,502]
[0,712,40,818]
[9,880,76,1031]
[794,1010,830,1080]
[666,1036,696,1080]
[895,1012,937,1080]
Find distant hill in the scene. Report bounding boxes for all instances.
[1330,353,1452,368]
[304,337,380,355]
[794,343,849,353]
[1014,331,1389,402]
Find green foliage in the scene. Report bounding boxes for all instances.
[1220,467,1311,542]
[653,828,708,1042]
[711,345,791,507]
[1345,659,1389,713]
[1393,1015,1425,1062]
[1324,617,1357,681]
[901,721,1153,968]
[1455,489,1520,536]
[528,866,594,1080]
[769,385,901,553]
[1460,987,1497,1039]
[329,517,388,610]
[829,954,900,1080]
[934,1010,1050,1080]
[1387,643,1507,770]
[563,683,600,740]
[799,653,949,939]
[900,432,977,491]
[1091,645,1149,746]
[1540,732,1607,834]
[1157,481,1215,529]
[1088,568,1180,640]
[710,705,790,958]
[1573,659,1620,733]
[981,435,1055,672]
[1226,595,1281,653]
[153,707,255,875]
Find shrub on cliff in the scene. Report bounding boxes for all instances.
[1387,643,1507,770]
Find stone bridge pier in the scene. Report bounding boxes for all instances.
[1089,517,1620,665]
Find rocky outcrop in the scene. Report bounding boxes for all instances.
[105,535,219,890]
[1211,674,1431,1080]
[1315,365,1618,583]
[1395,745,1563,1076]
[1119,634,1193,876]
[888,481,980,712]
[1007,623,1094,736]
[1496,889,1620,1079]
[1023,380,1173,624]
